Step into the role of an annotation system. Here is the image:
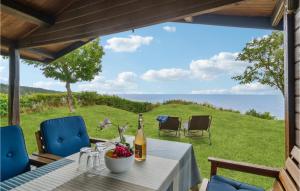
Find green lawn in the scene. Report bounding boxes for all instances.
[0,104,284,189]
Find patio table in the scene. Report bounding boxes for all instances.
[1,138,201,191]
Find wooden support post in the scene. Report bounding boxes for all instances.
[8,46,20,125]
[283,8,296,158]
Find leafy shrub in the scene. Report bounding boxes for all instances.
[163,99,196,105]
[75,92,98,106]
[95,95,155,113]
[0,94,8,116]
[245,109,275,120]
[163,99,240,114]
[0,92,155,116]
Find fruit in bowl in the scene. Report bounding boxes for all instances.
[105,144,134,173]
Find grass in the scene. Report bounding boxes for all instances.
[0,104,284,189]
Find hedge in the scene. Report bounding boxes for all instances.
[0,92,155,116]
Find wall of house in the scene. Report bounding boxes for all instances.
[295,4,300,147]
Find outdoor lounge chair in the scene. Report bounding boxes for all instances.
[184,115,212,144]
[1,125,52,181]
[158,116,181,137]
[34,116,106,160]
[200,146,300,191]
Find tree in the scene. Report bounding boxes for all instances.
[232,31,284,95]
[24,38,104,112]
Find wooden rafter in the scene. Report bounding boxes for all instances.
[51,38,94,61]
[176,14,283,30]
[26,48,55,60]
[0,0,55,26]
[1,37,55,60]
[19,0,243,48]
[272,0,285,27]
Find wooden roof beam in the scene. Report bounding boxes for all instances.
[19,0,243,48]
[0,37,17,48]
[0,0,55,26]
[271,0,285,27]
[1,37,55,60]
[176,14,283,30]
[52,38,94,62]
[26,48,55,60]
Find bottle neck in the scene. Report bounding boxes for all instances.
[138,114,143,130]
[138,120,143,130]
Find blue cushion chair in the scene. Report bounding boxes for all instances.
[1,125,51,182]
[207,175,264,191]
[199,148,300,191]
[35,116,106,158]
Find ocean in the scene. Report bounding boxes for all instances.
[118,94,284,119]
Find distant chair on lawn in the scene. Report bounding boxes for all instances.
[157,116,181,137]
[184,115,212,145]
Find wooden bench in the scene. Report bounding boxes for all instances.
[33,130,108,162]
[200,146,300,191]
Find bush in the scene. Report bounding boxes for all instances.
[95,94,155,113]
[75,91,98,106]
[0,92,155,116]
[163,99,196,105]
[245,109,276,120]
[0,94,8,116]
[163,99,240,114]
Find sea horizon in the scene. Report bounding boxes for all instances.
[117,94,284,119]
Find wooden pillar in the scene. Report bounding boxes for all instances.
[8,46,20,125]
[283,2,296,158]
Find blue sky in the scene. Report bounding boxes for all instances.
[0,22,281,95]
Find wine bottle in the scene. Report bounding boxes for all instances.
[134,113,147,161]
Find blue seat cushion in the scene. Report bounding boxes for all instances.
[1,125,30,181]
[41,116,90,157]
[207,175,264,191]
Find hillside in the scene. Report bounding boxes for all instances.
[0,83,61,95]
[0,104,284,189]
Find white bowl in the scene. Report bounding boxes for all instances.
[104,152,134,173]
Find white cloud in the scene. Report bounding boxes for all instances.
[140,52,248,81]
[141,68,190,81]
[0,66,8,82]
[192,82,277,95]
[32,81,64,90]
[78,72,138,94]
[189,52,248,80]
[0,57,8,82]
[163,26,176,32]
[104,35,153,52]
[191,89,228,94]
[230,83,274,94]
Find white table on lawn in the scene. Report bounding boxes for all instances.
[2,138,201,191]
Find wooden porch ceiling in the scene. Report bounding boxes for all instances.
[0,0,283,63]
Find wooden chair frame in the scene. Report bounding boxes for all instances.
[34,130,107,162]
[158,117,182,137]
[184,115,212,145]
[29,155,55,167]
[200,146,300,191]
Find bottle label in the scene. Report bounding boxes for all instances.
[135,144,142,158]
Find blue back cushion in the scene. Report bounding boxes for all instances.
[41,116,90,157]
[1,125,30,181]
